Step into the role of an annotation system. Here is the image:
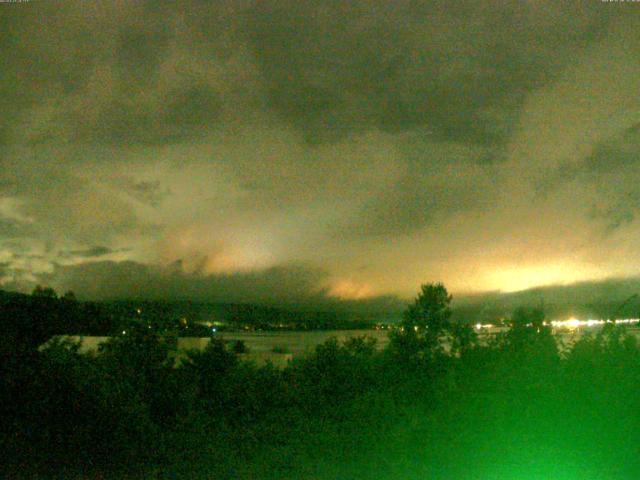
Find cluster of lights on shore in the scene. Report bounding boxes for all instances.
[474,318,640,331]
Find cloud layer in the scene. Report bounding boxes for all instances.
[38,260,404,315]
[1,1,640,303]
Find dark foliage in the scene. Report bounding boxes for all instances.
[3,284,640,478]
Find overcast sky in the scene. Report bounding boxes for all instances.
[1,1,640,305]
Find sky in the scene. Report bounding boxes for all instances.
[1,1,640,307]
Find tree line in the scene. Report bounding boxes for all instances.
[2,283,640,479]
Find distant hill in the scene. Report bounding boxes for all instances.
[452,277,640,323]
[0,289,401,346]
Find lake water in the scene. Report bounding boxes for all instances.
[189,328,391,354]
[48,325,640,367]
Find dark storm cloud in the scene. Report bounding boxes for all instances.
[119,179,169,208]
[0,162,157,245]
[0,219,32,239]
[246,0,612,144]
[0,0,616,148]
[0,0,639,299]
[339,141,495,237]
[40,260,404,313]
[0,0,621,160]
[537,125,640,187]
[67,246,115,258]
[0,2,229,147]
[588,194,640,234]
[43,261,326,304]
[535,125,640,234]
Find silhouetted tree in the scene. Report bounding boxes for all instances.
[61,290,77,302]
[500,306,559,399]
[506,306,550,350]
[390,283,453,362]
[180,338,239,414]
[449,320,477,357]
[32,285,58,298]
[404,283,452,334]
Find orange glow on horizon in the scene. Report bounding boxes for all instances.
[328,279,374,300]
[482,262,609,293]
